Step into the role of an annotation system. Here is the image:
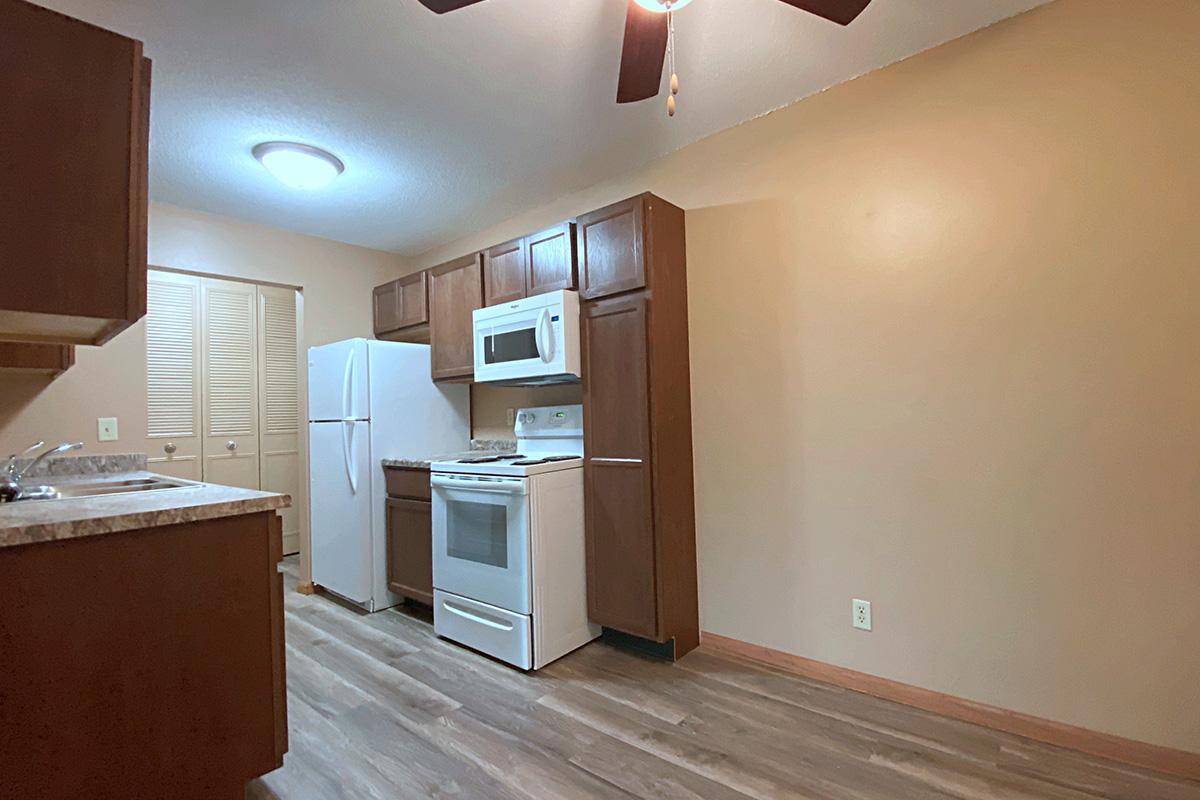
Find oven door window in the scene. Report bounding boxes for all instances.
[483,327,538,365]
[446,499,508,568]
[433,482,531,614]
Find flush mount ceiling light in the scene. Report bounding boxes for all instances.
[252,141,345,190]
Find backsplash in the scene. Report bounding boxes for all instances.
[471,383,583,440]
[9,452,147,479]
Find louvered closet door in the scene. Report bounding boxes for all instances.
[144,271,202,480]
[201,277,260,490]
[257,284,301,555]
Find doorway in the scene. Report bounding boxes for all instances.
[144,269,303,554]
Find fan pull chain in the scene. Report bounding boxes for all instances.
[666,6,678,117]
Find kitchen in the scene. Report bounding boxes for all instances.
[2,0,1199,798]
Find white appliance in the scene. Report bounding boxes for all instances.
[308,338,469,612]
[472,289,581,385]
[431,404,598,669]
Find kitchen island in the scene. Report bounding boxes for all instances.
[0,470,290,800]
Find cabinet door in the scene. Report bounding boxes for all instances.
[397,270,429,328]
[387,497,434,605]
[429,254,483,381]
[526,222,577,296]
[483,237,528,306]
[145,271,202,481]
[373,280,402,335]
[258,284,301,556]
[0,343,74,376]
[0,3,150,345]
[201,277,260,490]
[577,196,646,300]
[581,293,658,638]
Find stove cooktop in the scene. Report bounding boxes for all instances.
[432,452,583,477]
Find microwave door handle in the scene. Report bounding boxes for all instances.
[536,308,554,363]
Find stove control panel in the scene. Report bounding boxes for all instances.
[514,404,583,438]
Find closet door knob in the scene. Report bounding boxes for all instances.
[163,443,177,455]
[226,440,238,452]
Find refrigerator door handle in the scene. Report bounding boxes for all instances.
[342,421,358,494]
[342,348,355,421]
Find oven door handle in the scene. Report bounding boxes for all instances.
[441,598,515,631]
[431,474,527,494]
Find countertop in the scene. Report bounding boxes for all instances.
[0,471,290,549]
[382,439,517,470]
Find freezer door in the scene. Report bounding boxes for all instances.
[308,338,370,421]
[310,420,373,603]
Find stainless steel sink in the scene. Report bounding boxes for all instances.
[23,476,200,501]
[56,477,196,497]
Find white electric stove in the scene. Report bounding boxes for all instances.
[430,405,598,670]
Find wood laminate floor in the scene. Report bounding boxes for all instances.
[249,557,1198,800]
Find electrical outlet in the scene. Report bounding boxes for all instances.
[852,599,872,631]
[97,417,119,442]
[506,408,516,426]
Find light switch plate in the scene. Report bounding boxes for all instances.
[97,417,119,442]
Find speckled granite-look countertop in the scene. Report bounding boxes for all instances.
[381,439,517,469]
[0,471,290,549]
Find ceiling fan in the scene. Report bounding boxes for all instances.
[415,0,874,115]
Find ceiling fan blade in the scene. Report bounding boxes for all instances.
[616,0,668,104]
[775,0,873,26]
[415,0,488,13]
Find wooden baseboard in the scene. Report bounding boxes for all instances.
[295,581,315,596]
[700,631,1200,782]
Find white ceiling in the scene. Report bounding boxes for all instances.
[35,0,1048,256]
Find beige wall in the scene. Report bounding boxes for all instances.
[0,203,404,575]
[1,203,402,456]
[412,0,1200,752]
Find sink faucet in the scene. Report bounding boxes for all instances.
[1,441,83,503]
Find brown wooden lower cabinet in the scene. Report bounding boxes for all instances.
[0,511,287,799]
[385,465,434,604]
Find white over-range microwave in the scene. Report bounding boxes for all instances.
[472,289,581,385]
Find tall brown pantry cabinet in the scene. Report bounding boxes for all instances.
[578,193,699,659]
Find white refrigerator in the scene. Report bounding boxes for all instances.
[308,338,470,612]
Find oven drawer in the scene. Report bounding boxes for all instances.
[433,589,532,670]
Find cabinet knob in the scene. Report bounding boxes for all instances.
[163,442,177,455]
[226,440,238,452]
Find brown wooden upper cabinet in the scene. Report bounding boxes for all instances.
[483,222,577,307]
[0,0,151,346]
[483,237,528,307]
[576,196,649,300]
[580,193,699,660]
[373,270,429,341]
[0,342,75,378]
[428,253,483,382]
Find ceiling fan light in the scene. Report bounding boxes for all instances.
[252,141,345,190]
[632,0,695,13]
